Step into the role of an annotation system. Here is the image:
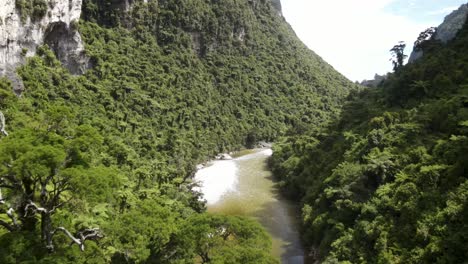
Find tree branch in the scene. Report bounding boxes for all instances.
[0,175,19,189]
[53,227,103,251]
[55,227,81,245]
[0,111,8,136]
[0,207,18,231]
[0,184,15,189]
[7,208,18,227]
[0,219,14,232]
[80,228,104,241]
[24,201,49,217]
[0,188,4,205]
[49,202,64,214]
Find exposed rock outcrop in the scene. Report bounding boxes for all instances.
[409,4,468,63]
[216,153,233,160]
[0,0,87,90]
[360,74,387,88]
[408,49,423,63]
[271,0,283,16]
[190,32,206,57]
[43,21,89,75]
[247,0,282,16]
[435,4,468,43]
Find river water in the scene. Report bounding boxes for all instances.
[194,149,305,263]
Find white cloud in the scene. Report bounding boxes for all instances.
[281,0,431,81]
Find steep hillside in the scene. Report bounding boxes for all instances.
[0,0,354,262]
[270,13,468,263]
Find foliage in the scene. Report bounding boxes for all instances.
[390,41,407,71]
[270,17,468,263]
[1,0,355,262]
[166,214,278,264]
[414,27,437,51]
[15,0,48,22]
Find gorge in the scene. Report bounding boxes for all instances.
[0,0,467,263]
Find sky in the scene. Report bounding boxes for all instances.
[281,0,467,81]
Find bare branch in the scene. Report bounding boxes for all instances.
[0,207,18,231]
[7,208,19,227]
[0,188,4,204]
[24,201,49,217]
[7,208,18,227]
[54,227,103,251]
[49,202,64,214]
[80,228,104,241]
[0,111,8,136]
[55,227,82,245]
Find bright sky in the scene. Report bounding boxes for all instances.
[281,0,467,81]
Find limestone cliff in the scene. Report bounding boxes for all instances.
[0,0,87,90]
[435,4,468,43]
[271,0,282,16]
[0,0,282,88]
[409,4,468,63]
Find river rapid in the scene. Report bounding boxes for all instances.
[194,149,305,263]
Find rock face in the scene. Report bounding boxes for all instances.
[43,21,89,75]
[435,4,468,43]
[216,153,233,160]
[248,0,282,16]
[271,0,283,16]
[407,49,423,63]
[409,4,468,63]
[360,74,387,88]
[0,0,86,90]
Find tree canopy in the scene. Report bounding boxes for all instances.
[270,18,468,263]
[0,0,355,262]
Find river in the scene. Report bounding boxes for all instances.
[194,149,305,263]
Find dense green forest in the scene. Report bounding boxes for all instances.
[270,17,468,263]
[0,0,354,263]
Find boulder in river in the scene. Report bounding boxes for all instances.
[216,153,233,160]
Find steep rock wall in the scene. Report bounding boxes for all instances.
[271,0,282,16]
[0,0,86,90]
[435,4,468,43]
[409,4,468,63]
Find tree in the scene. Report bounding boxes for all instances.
[0,129,103,252]
[389,41,407,71]
[166,214,278,264]
[414,27,437,51]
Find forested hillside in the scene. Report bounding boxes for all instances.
[0,0,354,263]
[270,16,468,263]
